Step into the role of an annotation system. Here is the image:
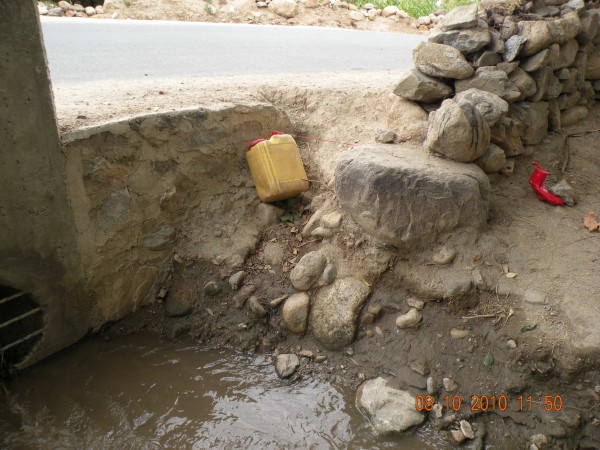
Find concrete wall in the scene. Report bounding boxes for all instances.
[63,105,290,323]
[0,0,90,367]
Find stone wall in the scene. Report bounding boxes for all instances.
[63,105,290,324]
[394,1,599,174]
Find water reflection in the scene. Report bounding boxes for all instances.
[0,334,449,449]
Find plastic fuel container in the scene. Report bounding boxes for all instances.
[247,132,309,203]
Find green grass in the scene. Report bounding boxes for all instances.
[347,0,477,18]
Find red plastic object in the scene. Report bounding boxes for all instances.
[528,162,564,206]
[270,130,284,136]
[248,138,267,150]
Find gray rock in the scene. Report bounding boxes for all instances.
[519,101,549,145]
[501,16,519,40]
[475,51,502,67]
[375,129,397,143]
[577,12,599,44]
[504,35,527,62]
[433,246,457,265]
[233,284,256,308]
[48,7,65,16]
[488,30,505,53]
[142,225,175,251]
[521,48,552,72]
[548,98,561,131]
[321,211,342,228]
[413,42,474,80]
[393,68,453,102]
[549,11,582,43]
[356,377,425,434]
[429,28,490,54]
[395,308,423,328]
[491,122,525,157]
[561,0,584,14]
[586,49,600,79]
[561,106,588,126]
[349,10,364,21]
[311,227,333,239]
[335,144,490,248]
[290,251,327,290]
[268,0,298,18]
[475,143,507,174]
[58,0,72,10]
[440,3,478,31]
[554,39,579,69]
[509,68,538,101]
[320,263,337,285]
[557,91,581,110]
[72,3,85,12]
[282,292,310,333]
[311,278,370,350]
[461,420,476,439]
[425,99,490,162]
[507,339,518,349]
[248,296,267,317]
[275,354,300,378]
[450,328,471,339]
[560,68,581,94]
[550,179,578,205]
[455,67,521,102]
[455,88,509,127]
[443,377,458,392]
[407,297,425,310]
[85,5,96,15]
[165,296,193,317]
[543,75,563,100]
[409,358,430,376]
[229,271,247,290]
[524,289,547,304]
[529,66,553,102]
[440,273,473,299]
[452,429,467,443]
[518,20,552,57]
[204,281,222,296]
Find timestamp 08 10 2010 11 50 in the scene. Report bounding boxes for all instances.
[415,394,564,413]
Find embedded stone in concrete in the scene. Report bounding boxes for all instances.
[356,377,425,435]
[475,143,507,174]
[413,42,474,80]
[454,88,509,127]
[393,68,453,103]
[425,99,491,162]
[335,144,490,248]
[439,3,478,31]
[311,278,370,350]
[429,28,490,54]
[455,67,521,102]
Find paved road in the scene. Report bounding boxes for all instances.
[40,17,424,84]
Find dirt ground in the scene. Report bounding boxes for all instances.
[70,0,424,34]
[54,73,600,447]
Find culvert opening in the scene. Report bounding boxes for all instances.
[0,285,44,377]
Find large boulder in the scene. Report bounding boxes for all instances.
[429,28,490,54]
[413,42,474,80]
[268,0,298,18]
[439,3,478,31]
[454,88,509,127]
[393,68,453,103]
[311,278,370,350]
[455,67,521,102]
[334,144,490,248]
[425,99,491,162]
[356,377,426,435]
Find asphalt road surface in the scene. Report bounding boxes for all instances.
[40,17,424,84]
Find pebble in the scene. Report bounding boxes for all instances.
[427,376,436,394]
[321,212,343,228]
[84,6,96,15]
[375,129,397,143]
[432,403,443,418]
[229,271,247,290]
[531,433,548,448]
[315,355,327,363]
[367,304,382,317]
[443,377,458,392]
[507,339,517,349]
[311,227,334,239]
[460,420,475,439]
[299,350,315,359]
[248,296,267,317]
[433,247,457,265]
[407,297,425,310]
[524,289,546,304]
[204,281,222,297]
[451,429,467,443]
[346,347,354,356]
[450,328,471,339]
[269,295,288,308]
[233,284,256,309]
[319,263,337,286]
[275,354,300,379]
[395,308,423,329]
[165,296,193,317]
[409,358,430,376]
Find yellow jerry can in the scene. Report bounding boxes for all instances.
[246,132,309,203]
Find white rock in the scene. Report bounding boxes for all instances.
[460,420,475,439]
[268,0,298,18]
[433,247,457,265]
[443,377,458,392]
[395,308,422,329]
[450,328,470,339]
[507,339,518,349]
[95,5,104,14]
[349,10,363,21]
[356,377,425,434]
[38,5,49,15]
[381,5,399,17]
[85,6,96,15]
[418,16,432,25]
[452,429,467,443]
[321,211,343,228]
[407,297,425,310]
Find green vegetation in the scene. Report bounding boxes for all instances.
[347,0,477,18]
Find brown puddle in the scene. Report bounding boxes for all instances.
[0,334,452,449]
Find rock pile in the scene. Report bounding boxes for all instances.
[39,1,106,18]
[394,1,600,175]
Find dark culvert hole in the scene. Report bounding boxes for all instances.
[0,285,45,377]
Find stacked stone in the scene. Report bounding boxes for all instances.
[40,1,105,17]
[393,0,600,175]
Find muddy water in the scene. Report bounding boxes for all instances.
[0,334,450,449]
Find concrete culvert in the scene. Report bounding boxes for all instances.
[0,285,45,377]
